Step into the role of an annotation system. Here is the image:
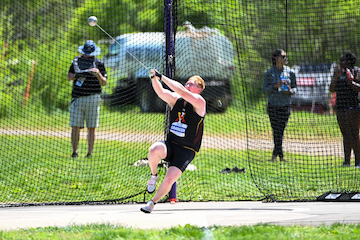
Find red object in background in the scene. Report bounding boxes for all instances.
[297,78,315,86]
[0,43,8,73]
[346,68,354,80]
[330,93,336,107]
[23,59,37,107]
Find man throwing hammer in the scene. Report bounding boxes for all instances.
[140,69,206,213]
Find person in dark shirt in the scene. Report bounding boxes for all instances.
[329,51,360,168]
[67,40,107,158]
[140,69,206,213]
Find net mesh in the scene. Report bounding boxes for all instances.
[1,0,360,206]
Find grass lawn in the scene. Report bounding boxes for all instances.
[1,102,357,203]
[1,133,359,204]
[1,223,360,240]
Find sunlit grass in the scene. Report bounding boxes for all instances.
[1,134,359,204]
[1,223,360,240]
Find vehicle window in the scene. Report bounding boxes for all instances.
[298,64,331,73]
[109,39,125,55]
[125,47,142,61]
[125,46,163,62]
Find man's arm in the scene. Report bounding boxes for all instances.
[67,62,76,81]
[90,68,107,86]
[67,72,76,81]
[289,70,297,95]
[150,75,178,108]
[155,76,205,116]
[262,70,280,94]
[149,69,206,116]
[67,69,106,86]
[329,67,341,93]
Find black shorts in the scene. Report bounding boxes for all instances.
[164,141,196,172]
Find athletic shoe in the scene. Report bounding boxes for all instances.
[232,167,246,173]
[140,200,155,213]
[219,167,232,173]
[147,174,159,193]
[342,162,351,167]
[355,165,360,169]
[85,153,93,158]
[72,152,78,158]
[270,156,277,162]
[280,157,287,162]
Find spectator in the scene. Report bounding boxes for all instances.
[329,51,360,168]
[67,40,107,158]
[262,49,297,162]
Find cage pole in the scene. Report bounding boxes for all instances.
[165,0,177,203]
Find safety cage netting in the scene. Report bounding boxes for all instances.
[0,0,360,206]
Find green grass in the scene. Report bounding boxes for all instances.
[0,101,354,203]
[1,223,360,240]
[0,103,359,239]
[1,134,359,204]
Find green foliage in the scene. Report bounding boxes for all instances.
[0,0,168,114]
[2,0,360,111]
[0,9,32,117]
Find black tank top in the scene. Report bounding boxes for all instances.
[167,98,205,152]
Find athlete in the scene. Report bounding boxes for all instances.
[140,69,206,213]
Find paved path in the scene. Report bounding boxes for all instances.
[0,201,359,230]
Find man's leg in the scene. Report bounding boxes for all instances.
[87,127,95,156]
[85,94,100,157]
[267,105,278,160]
[345,110,360,166]
[276,107,290,159]
[148,142,167,176]
[352,111,360,166]
[337,110,351,165]
[144,141,167,194]
[71,126,80,156]
[140,166,182,213]
[152,166,182,203]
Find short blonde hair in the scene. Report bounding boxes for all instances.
[189,75,205,91]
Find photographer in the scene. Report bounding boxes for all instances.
[67,40,107,158]
[330,51,360,168]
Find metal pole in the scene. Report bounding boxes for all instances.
[165,0,177,204]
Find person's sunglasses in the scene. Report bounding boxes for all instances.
[280,55,287,59]
[185,82,198,88]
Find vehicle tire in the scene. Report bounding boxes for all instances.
[210,93,232,113]
[137,78,167,112]
[110,78,136,106]
[153,95,166,112]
